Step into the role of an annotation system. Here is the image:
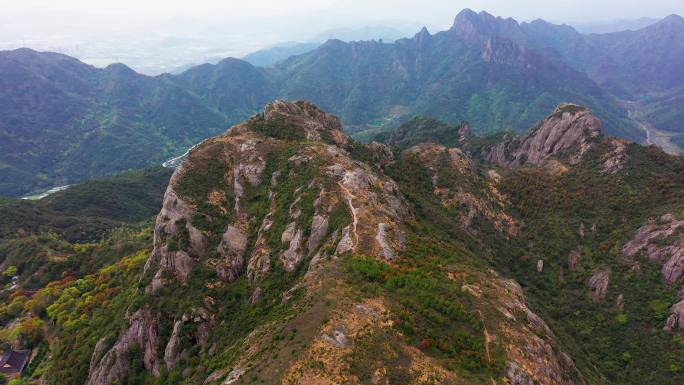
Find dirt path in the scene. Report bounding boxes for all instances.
[338,180,359,246]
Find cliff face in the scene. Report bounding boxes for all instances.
[483,103,602,167]
[85,101,586,385]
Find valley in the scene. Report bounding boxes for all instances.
[1,100,682,385]
[0,6,683,385]
[9,8,684,197]
[626,100,683,155]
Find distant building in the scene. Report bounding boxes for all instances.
[0,349,31,379]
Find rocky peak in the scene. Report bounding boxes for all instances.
[451,9,525,43]
[481,36,525,64]
[457,121,471,143]
[657,14,684,28]
[258,100,350,147]
[484,103,602,166]
[87,101,414,384]
[413,26,432,45]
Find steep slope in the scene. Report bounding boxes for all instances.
[0,48,227,197]
[168,57,278,118]
[387,117,472,150]
[273,10,636,140]
[242,43,320,67]
[585,14,684,97]
[481,103,602,167]
[25,101,582,385]
[3,101,683,385]
[386,102,684,385]
[0,167,172,289]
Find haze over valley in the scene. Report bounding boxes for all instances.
[1,2,683,385]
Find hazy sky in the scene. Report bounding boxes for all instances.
[2,0,683,73]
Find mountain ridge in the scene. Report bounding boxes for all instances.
[2,9,684,197]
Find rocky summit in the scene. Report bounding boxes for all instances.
[2,99,683,385]
[83,101,590,385]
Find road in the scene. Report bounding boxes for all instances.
[625,101,682,156]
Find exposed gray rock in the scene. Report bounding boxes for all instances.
[616,294,625,311]
[622,215,683,258]
[164,320,184,369]
[484,104,601,167]
[587,270,610,301]
[458,121,471,143]
[568,248,581,271]
[307,215,329,255]
[507,362,534,385]
[622,214,684,284]
[249,287,262,305]
[280,227,304,272]
[664,300,684,331]
[322,325,349,348]
[216,225,249,282]
[335,226,354,255]
[366,141,395,169]
[661,246,684,284]
[144,186,207,292]
[281,222,297,244]
[205,369,227,384]
[601,139,628,174]
[375,223,395,260]
[247,212,273,284]
[88,337,110,380]
[223,367,246,384]
[264,100,350,148]
[86,308,160,385]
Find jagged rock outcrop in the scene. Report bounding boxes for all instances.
[568,248,581,271]
[216,225,249,282]
[86,308,160,385]
[601,138,629,174]
[87,101,413,383]
[587,270,610,301]
[262,100,350,148]
[484,104,601,167]
[463,276,586,385]
[86,101,591,385]
[623,214,684,284]
[403,143,517,234]
[144,185,207,293]
[664,300,684,331]
[458,121,471,143]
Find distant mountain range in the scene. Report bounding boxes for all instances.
[242,42,320,67]
[1,9,683,196]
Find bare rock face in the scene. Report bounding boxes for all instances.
[457,121,471,144]
[365,141,395,169]
[568,248,581,271]
[623,214,684,284]
[307,215,329,255]
[475,277,586,385]
[264,100,350,148]
[484,104,601,167]
[164,320,184,369]
[616,294,625,311]
[601,138,629,174]
[144,185,207,292]
[403,143,518,234]
[664,300,684,331]
[86,308,160,385]
[216,225,249,282]
[507,362,534,385]
[587,270,610,301]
